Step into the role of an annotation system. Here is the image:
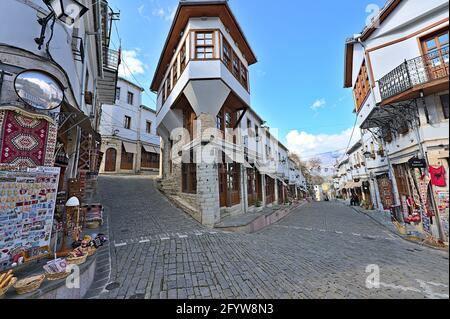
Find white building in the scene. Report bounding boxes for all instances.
[152,0,303,226]
[99,78,160,174]
[0,0,119,195]
[342,0,449,242]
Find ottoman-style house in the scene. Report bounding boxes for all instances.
[152,0,303,226]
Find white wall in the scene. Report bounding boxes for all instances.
[0,0,100,115]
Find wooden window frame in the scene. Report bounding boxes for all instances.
[194,31,215,60]
[240,61,248,90]
[222,37,232,69]
[182,150,197,194]
[180,41,187,73]
[353,61,370,113]
[172,60,179,88]
[419,28,449,56]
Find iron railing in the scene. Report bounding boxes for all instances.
[104,48,120,71]
[378,46,449,100]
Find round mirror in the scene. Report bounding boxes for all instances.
[14,70,64,110]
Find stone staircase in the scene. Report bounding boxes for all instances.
[157,177,178,196]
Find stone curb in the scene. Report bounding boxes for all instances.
[345,202,448,252]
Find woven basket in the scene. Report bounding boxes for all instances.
[85,247,97,257]
[0,277,17,298]
[14,274,45,295]
[67,254,87,265]
[46,271,70,281]
[86,221,100,229]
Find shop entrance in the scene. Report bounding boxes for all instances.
[218,163,241,208]
[105,148,117,172]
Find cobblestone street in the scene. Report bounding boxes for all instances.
[92,175,449,299]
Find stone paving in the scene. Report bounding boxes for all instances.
[90,175,449,299]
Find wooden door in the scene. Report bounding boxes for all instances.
[247,168,256,206]
[228,163,241,206]
[105,148,117,172]
[256,170,263,202]
[265,176,274,204]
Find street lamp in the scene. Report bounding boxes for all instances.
[35,0,89,49]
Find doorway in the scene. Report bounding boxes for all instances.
[105,148,117,172]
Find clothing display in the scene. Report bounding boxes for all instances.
[429,166,447,187]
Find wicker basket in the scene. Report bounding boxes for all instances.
[67,254,87,265]
[14,274,45,295]
[46,271,70,281]
[85,247,97,257]
[0,277,17,298]
[86,221,100,229]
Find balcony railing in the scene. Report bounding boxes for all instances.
[104,49,120,71]
[378,46,449,101]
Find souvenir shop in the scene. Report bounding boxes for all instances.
[0,68,104,297]
[391,156,448,241]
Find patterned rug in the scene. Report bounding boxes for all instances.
[0,109,57,167]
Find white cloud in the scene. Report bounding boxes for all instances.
[137,4,152,22]
[285,127,361,161]
[310,98,326,110]
[152,6,177,21]
[119,50,146,79]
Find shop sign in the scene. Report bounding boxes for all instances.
[408,157,427,169]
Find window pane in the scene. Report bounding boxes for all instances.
[205,33,213,39]
[205,39,213,45]
[205,53,213,59]
[197,53,205,59]
[197,33,204,39]
[426,39,437,49]
[205,47,213,53]
[438,33,449,44]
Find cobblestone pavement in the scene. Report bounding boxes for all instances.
[93,175,449,299]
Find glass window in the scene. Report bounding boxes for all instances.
[180,42,187,73]
[124,116,131,129]
[115,87,120,101]
[127,92,134,105]
[146,121,152,134]
[195,32,214,59]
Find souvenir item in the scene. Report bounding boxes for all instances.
[0,167,60,271]
[429,166,446,187]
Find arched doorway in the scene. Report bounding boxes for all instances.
[105,148,117,172]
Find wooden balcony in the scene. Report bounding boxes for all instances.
[97,49,120,105]
[378,47,449,105]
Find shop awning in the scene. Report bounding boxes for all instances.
[142,144,160,154]
[60,102,101,143]
[243,160,252,169]
[265,173,278,181]
[122,141,137,154]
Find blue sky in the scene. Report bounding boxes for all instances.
[108,0,386,165]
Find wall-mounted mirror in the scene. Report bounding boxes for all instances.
[14,70,64,110]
